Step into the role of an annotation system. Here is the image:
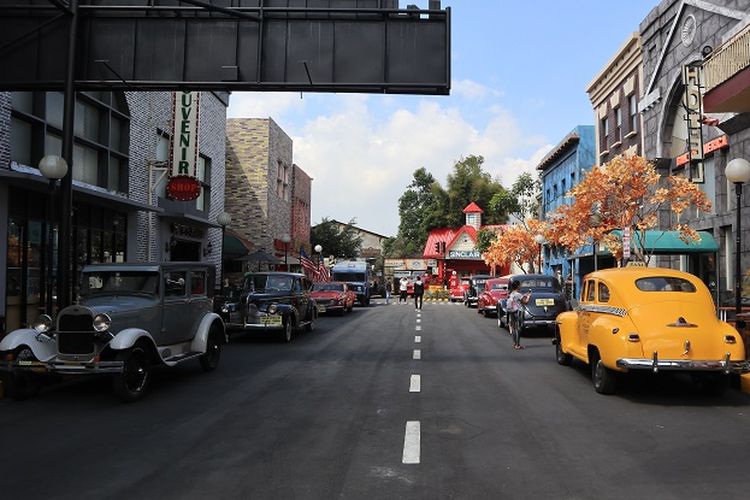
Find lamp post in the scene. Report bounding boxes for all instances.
[217,211,231,291]
[39,155,68,315]
[726,158,750,329]
[534,234,545,274]
[281,233,291,270]
[314,244,323,267]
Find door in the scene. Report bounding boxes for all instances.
[578,279,596,350]
[188,270,210,337]
[161,270,192,345]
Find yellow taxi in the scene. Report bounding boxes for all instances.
[555,266,749,394]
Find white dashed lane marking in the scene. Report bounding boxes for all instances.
[416,318,421,323]
[415,335,421,343]
[402,421,421,464]
[409,374,421,393]
[413,349,421,360]
[415,325,422,331]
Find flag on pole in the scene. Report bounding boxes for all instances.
[318,260,331,282]
[300,247,319,280]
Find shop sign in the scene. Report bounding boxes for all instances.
[170,222,204,239]
[622,227,631,261]
[682,64,704,183]
[448,250,482,260]
[167,91,202,200]
[427,259,437,268]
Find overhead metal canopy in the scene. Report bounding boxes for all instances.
[0,0,451,94]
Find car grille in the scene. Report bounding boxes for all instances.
[58,312,95,355]
[316,299,333,306]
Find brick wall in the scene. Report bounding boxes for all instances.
[291,164,312,252]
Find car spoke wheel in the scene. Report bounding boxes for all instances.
[592,356,616,395]
[200,325,222,372]
[113,345,151,402]
[555,330,572,366]
[306,311,316,332]
[279,319,292,343]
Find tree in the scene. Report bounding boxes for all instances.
[475,227,498,254]
[546,155,711,263]
[311,218,363,259]
[445,155,509,226]
[489,172,540,223]
[395,168,446,257]
[484,219,547,274]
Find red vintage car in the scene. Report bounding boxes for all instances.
[311,281,356,315]
[449,277,470,302]
[477,276,510,317]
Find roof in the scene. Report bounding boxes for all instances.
[446,225,478,250]
[462,202,484,214]
[609,230,719,254]
[536,131,580,171]
[322,219,390,239]
[423,227,457,258]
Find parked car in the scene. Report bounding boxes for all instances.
[555,267,750,395]
[222,272,317,342]
[464,274,493,307]
[0,263,227,402]
[449,277,470,302]
[497,274,568,333]
[477,276,510,316]
[311,281,356,315]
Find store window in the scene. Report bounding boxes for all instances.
[614,107,622,142]
[10,91,130,193]
[196,155,211,212]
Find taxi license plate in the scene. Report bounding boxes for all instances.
[260,316,282,326]
[317,305,326,313]
[535,298,555,306]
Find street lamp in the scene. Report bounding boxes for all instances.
[534,234,545,274]
[726,158,750,328]
[217,211,231,291]
[281,233,291,270]
[314,244,323,267]
[39,155,68,315]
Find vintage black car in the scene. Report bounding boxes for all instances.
[222,272,317,342]
[497,274,569,334]
[464,274,493,307]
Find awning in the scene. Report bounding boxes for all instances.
[223,231,253,259]
[610,230,718,254]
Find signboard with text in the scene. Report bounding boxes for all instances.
[682,64,705,183]
[167,91,202,201]
[448,250,482,260]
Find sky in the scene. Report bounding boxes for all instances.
[227,0,658,237]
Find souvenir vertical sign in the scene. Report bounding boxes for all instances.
[167,91,202,200]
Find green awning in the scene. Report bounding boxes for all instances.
[223,232,252,259]
[610,230,718,254]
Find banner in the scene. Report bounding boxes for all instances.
[167,91,202,200]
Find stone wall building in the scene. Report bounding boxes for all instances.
[639,0,750,306]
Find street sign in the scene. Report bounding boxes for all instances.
[622,227,631,261]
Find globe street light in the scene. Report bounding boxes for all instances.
[280,233,291,269]
[39,155,68,315]
[314,244,323,267]
[534,234,545,274]
[726,158,750,328]
[217,211,231,291]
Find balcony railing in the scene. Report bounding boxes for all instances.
[704,24,750,92]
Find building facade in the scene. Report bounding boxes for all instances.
[0,91,228,335]
[537,126,602,298]
[291,164,312,255]
[587,32,644,165]
[639,0,750,306]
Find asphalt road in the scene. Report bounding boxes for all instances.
[2,299,750,499]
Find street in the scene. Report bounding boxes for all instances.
[2,300,750,500]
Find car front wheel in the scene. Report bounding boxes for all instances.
[200,324,223,372]
[280,318,293,343]
[112,345,151,402]
[591,353,616,395]
[305,310,316,332]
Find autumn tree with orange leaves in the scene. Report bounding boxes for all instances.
[484,218,548,274]
[546,155,711,264]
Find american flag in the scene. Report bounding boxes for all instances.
[318,261,331,282]
[299,247,319,280]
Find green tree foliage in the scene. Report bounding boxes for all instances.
[475,228,498,253]
[311,218,363,259]
[488,171,540,224]
[395,168,446,257]
[445,155,509,226]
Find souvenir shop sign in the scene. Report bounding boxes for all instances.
[167,91,202,201]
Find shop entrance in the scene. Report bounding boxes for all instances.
[170,240,201,262]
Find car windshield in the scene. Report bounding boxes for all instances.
[81,271,159,296]
[635,277,696,292]
[247,274,293,292]
[313,283,344,292]
[491,283,508,290]
[516,278,561,291]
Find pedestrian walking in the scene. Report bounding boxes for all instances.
[385,280,392,304]
[399,277,408,303]
[507,280,531,350]
[413,275,424,310]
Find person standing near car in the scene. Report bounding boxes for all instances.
[507,280,531,350]
[399,276,408,303]
[413,275,424,310]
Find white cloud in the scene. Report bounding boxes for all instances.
[452,79,504,100]
[227,92,306,120]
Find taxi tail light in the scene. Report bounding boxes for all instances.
[627,334,640,342]
[725,335,737,344]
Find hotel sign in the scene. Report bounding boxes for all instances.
[682,64,704,183]
[167,91,202,200]
[448,250,482,260]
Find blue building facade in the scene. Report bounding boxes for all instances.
[537,125,603,300]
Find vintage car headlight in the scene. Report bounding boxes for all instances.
[267,304,278,315]
[93,313,112,332]
[221,304,230,313]
[32,314,54,334]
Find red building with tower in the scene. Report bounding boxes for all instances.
[422,202,509,285]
